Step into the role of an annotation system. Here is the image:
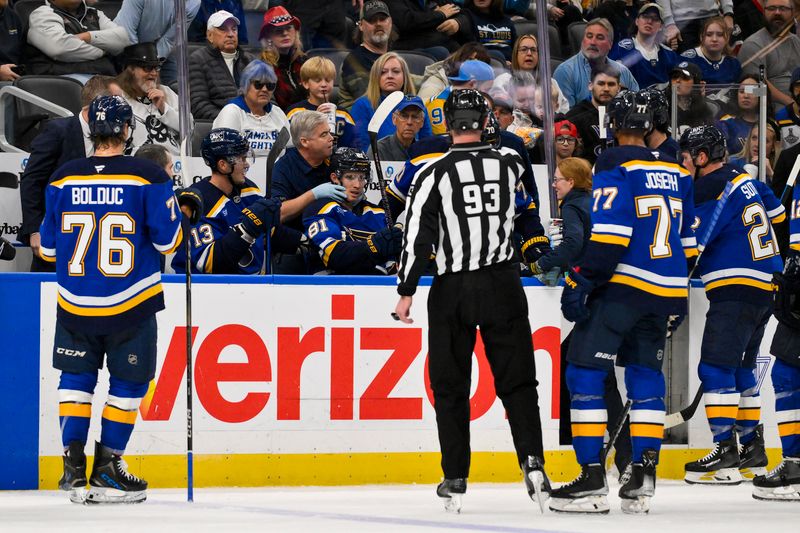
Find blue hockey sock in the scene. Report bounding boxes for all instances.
[58,371,97,449]
[100,377,148,454]
[625,364,665,463]
[772,359,800,457]
[699,362,739,443]
[734,367,760,445]
[566,364,608,465]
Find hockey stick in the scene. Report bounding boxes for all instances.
[664,385,703,429]
[601,399,632,469]
[367,90,404,227]
[264,127,291,275]
[179,135,194,503]
[778,153,800,205]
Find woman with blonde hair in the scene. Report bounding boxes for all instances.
[259,6,307,110]
[350,52,433,152]
[730,121,782,183]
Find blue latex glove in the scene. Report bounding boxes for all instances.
[240,198,282,237]
[312,183,347,201]
[561,269,593,323]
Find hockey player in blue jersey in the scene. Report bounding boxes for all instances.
[678,125,785,486]
[302,147,403,274]
[39,95,186,504]
[171,128,282,274]
[552,90,698,514]
[640,87,680,161]
[758,177,800,501]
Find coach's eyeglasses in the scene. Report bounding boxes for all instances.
[252,80,277,91]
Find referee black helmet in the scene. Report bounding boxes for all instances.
[444,89,489,132]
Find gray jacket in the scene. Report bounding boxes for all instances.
[189,44,255,121]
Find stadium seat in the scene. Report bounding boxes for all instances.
[93,1,122,20]
[10,76,83,152]
[307,48,350,84]
[567,21,587,58]
[191,120,214,157]
[13,0,44,37]
[395,51,436,76]
[513,22,563,60]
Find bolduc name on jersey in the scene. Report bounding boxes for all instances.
[71,186,124,205]
[644,172,679,192]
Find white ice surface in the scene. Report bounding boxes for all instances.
[2,480,798,533]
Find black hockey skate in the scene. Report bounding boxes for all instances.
[684,438,742,485]
[739,424,768,481]
[436,478,466,513]
[521,456,551,513]
[548,464,609,514]
[59,441,87,504]
[619,449,657,514]
[752,457,800,502]
[86,441,147,504]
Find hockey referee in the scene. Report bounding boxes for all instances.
[393,89,550,513]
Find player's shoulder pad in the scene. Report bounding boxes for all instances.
[618,38,634,50]
[718,114,734,121]
[239,178,263,197]
[499,130,527,156]
[304,197,343,221]
[408,135,451,159]
[680,48,697,59]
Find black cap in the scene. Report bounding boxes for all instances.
[363,0,390,20]
[670,61,702,83]
[121,42,165,68]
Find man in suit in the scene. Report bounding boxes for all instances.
[19,75,123,271]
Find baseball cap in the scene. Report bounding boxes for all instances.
[638,2,664,20]
[791,67,800,89]
[448,60,495,83]
[363,0,391,20]
[207,10,240,31]
[394,95,425,113]
[554,120,579,139]
[670,61,702,83]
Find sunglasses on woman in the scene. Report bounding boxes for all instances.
[252,80,277,91]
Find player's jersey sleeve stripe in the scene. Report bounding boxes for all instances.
[363,206,385,215]
[240,187,262,197]
[336,110,355,124]
[703,277,774,292]
[590,234,630,246]
[614,263,688,287]
[387,183,406,202]
[321,240,339,265]
[681,236,697,247]
[50,174,150,188]
[769,207,786,223]
[608,274,689,297]
[207,196,229,218]
[684,247,699,258]
[40,246,56,261]
[57,283,163,317]
[592,223,633,236]
[700,267,774,284]
[153,225,183,254]
[58,272,162,307]
[317,202,339,215]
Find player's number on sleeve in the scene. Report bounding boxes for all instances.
[592,187,618,211]
[62,212,135,276]
[307,219,329,238]
[463,183,500,215]
[743,203,778,260]
[635,196,683,258]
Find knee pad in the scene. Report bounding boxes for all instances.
[624,364,664,401]
[698,361,736,393]
[735,367,758,396]
[566,364,607,398]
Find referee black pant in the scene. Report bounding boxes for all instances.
[427,261,545,479]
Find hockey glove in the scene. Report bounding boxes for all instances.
[239,198,282,238]
[561,268,593,323]
[521,235,551,263]
[367,225,404,259]
[176,188,203,225]
[312,183,347,202]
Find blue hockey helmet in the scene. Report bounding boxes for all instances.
[201,128,250,170]
[88,95,134,137]
[679,125,726,163]
[605,90,653,133]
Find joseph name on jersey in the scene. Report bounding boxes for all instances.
[39,156,182,334]
[581,145,697,315]
[694,166,784,304]
[171,178,265,274]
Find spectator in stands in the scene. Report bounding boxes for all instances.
[114,0,201,86]
[463,0,515,62]
[189,0,248,44]
[213,60,292,158]
[776,68,800,151]
[19,75,122,272]
[271,111,338,273]
[350,52,433,152]
[418,42,491,103]
[287,57,358,149]
[738,0,800,108]
[368,95,426,160]
[189,10,254,121]
[730,120,782,182]
[25,0,130,80]
[553,18,639,108]
[547,1,585,55]
[386,0,470,58]
[588,0,642,46]
[0,0,22,82]
[489,87,514,129]
[134,143,174,178]
[259,5,308,110]
[116,42,182,154]
[660,0,736,54]
[679,16,741,87]
[493,34,570,112]
[554,120,582,164]
[427,59,495,135]
[609,3,679,88]
[283,0,352,49]
[303,147,403,275]
[668,61,718,137]
[339,0,393,111]
[564,63,620,163]
[717,74,760,154]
